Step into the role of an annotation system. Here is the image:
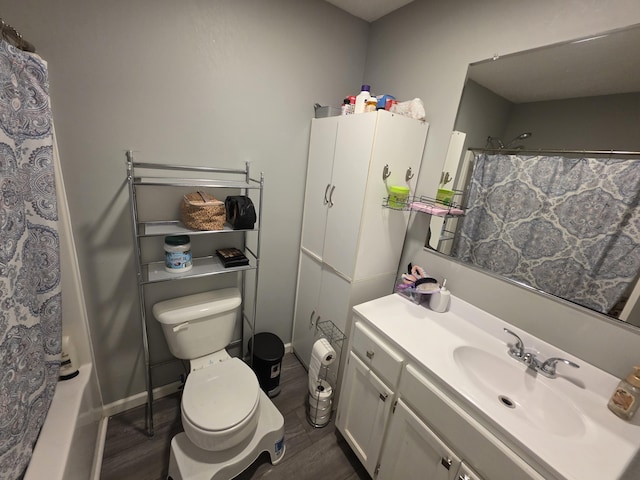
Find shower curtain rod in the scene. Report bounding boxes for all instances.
[0,18,35,53]
[469,147,640,156]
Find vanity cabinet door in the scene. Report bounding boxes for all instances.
[377,399,461,480]
[336,351,394,477]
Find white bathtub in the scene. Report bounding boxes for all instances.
[24,363,105,480]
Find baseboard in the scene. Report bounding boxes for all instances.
[102,348,292,417]
[102,380,183,418]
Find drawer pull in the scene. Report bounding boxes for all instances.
[379,392,388,402]
[441,457,452,470]
[366,350,375,359]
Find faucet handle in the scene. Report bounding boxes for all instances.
[539,357,580,378]
[503,328,524,358]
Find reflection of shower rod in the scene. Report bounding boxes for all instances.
[471,147,640,156]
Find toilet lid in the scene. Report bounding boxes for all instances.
[182,357,260,432]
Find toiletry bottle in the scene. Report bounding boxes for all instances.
[60,335,80,380]
[341,98,350,115]
[429,279,450,313]
[608,366,640,420]
[354,85,371,114]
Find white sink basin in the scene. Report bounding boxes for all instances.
[453,345,586,438]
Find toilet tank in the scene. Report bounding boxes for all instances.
[152,288,241,360]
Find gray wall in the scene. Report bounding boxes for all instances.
[367,0,640,379]
[0,0,369,404]
[3,0,640,404]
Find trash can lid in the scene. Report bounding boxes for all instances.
[249,332,285,361]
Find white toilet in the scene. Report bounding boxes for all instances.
[152,288,285,480]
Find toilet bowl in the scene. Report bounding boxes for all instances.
[153,288,262,452]
[181,356,261,451]
[154,288,285,479]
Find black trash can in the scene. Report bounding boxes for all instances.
[248,332,285,398]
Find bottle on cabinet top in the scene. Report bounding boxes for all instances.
[354,85,371,114]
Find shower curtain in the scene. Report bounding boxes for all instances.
[454,153,640,314]
[0,39,61,479]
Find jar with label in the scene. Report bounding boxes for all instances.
[608,366,640,420]
[164,235,192,273]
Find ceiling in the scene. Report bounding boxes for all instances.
[325,0,415,22]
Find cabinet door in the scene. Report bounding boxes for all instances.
[377,399,461,480]
[353,111,429,281]
[336,351,394,477]
[323,113,377,279]
[301,117,339,259]
[316,265,351,334]
[291,252,323,368]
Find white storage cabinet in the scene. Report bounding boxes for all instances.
[292,110,429,366]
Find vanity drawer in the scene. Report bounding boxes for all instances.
[352,321,403,387]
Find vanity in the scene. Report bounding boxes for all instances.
[336,293,640,480]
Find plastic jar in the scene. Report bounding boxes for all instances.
[164,235,192,273]
[388,185,410,208]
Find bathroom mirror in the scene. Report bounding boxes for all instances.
[427,24,640,327]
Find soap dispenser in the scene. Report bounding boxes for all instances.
[608,366,640,420]
[429,279,450,313]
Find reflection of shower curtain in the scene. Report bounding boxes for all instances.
[0,40,61,479]
[455,153,640,314]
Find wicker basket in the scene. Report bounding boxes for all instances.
[180,191,226,230]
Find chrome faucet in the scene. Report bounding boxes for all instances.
[503,328,525,359]
[538,357,580,378]
[502,328,580,378]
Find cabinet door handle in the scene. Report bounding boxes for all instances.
[323,184,331,205]
[309,310,315,328]
[441,457,453,470]
[379,392,388,402]
[366,350,375,359]
[328,185,336,207]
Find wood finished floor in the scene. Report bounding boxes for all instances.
[101,353,369,480]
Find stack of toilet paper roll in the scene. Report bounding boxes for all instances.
[307,338,336,427]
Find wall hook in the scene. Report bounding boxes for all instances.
[382,164,391,181]
[405,167,414,181]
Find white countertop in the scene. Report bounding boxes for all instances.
[353,293,640,480]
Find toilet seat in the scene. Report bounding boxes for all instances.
[182,357,261,451]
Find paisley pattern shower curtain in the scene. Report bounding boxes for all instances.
[0,40,61,479]
[454,153,640,315]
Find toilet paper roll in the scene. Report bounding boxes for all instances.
[312,338,337,366]
[309,379,333,400]
[308,338,336,392]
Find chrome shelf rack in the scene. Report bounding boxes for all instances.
[126,152,264,436]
